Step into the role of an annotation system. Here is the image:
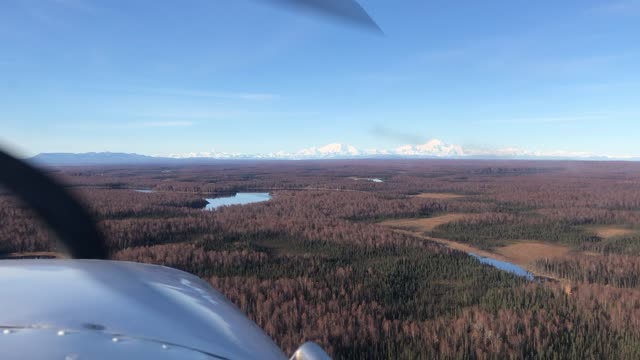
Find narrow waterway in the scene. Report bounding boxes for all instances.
[389,229,542,280]
[469,253,534,280]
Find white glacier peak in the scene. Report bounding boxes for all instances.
[165,139,624,160]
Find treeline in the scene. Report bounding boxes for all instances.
[80,189,209,218]
[0,196,51,254]
[1,188,461,254]
[534,254,640,289]
[579,234,640,256]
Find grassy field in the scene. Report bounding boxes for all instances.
[412,192,466,200]
[494,241,571,267]
[586,225,638,239]
[378,213,469,232]
[379,216,572,273]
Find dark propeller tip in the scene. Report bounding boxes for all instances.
[261,0,383,34]
[0,149,107,260]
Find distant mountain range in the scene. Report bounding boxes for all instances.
[167,140,467,160]
[29,152,170,166]
[28,140,637,165]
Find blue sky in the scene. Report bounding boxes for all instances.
[2,0,640,158]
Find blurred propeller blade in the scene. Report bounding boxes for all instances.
[261,0,382,33]
[0,149,107,259]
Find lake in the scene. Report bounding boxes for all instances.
[350,177,384,183]
[204,192,272,210]
[469,253,534,280]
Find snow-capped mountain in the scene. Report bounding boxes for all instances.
[296,143,361,158]
[167,140,464,160]
[30,139,633,165]
[394,139,465,157]
[169,151,250,159]
[164,139,617,160]
[167,143,366,160]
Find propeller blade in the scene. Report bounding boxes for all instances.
[0,149,107,259]
[260,0,382,33]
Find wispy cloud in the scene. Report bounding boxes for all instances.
[137,87,279,101]
[418,47,474,63]
[123,121,196,128]
[17,0,99,27]
[50,0,99,12]
[476,116,590,125]
[521,54,625,75]
[134,110,248,120]
[473,111,640,125]
[370,125,425,145]
[590,1,640,15]
[413,19,630,78]
[132,108,321,121]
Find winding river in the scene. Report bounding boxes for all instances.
[469,253,534,280]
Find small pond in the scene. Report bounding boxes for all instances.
[204,192,272,211]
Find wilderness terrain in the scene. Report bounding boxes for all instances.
[3,160,640,358]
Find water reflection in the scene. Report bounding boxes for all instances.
[469,253,534,280]
[204,193,271,211]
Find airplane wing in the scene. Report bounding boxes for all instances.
[0,259,287,359]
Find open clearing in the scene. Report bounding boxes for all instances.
[413,192,466,200]
[388,228,503,260]
[380,216,572,277]
[379,213,469,232]
[494,241,571,267]
[586,226,637,239]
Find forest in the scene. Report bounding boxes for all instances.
[3,159,640,359]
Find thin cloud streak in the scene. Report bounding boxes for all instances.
[17,0,100,28]
[589,0,640,15]
[122,121,196,128]
[476,116,590,124]
[50,0,99,13]
[90,86,280,102]
[370,125,425,145]
[472,112,640,125]
[138,87,280,101]
[132,109,322,120]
